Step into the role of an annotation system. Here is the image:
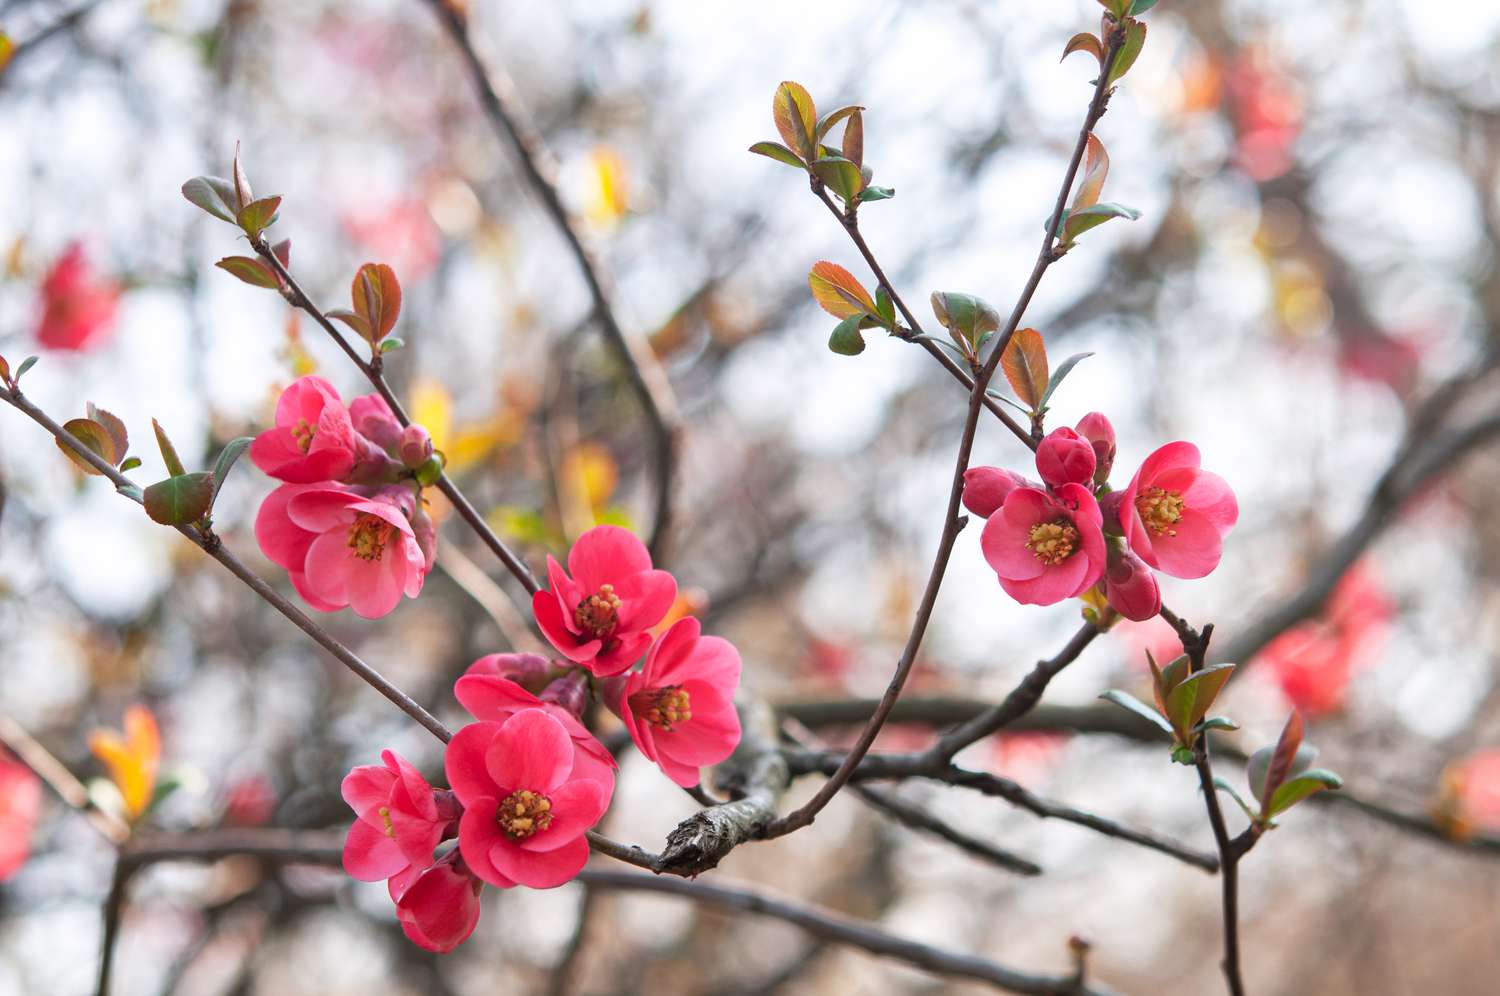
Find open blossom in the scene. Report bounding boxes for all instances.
[36,242,120,351]
[445,710,612,889]
[532,525,677,677]
[962,466,1033,519]
[620,618,742,788]
[341,750,455,882]
[980,484,1106,605]
[249,376,359,484]
[1119,441,1238,580]
[454,663,617,796]
[256,484,426,618]
[0,752,41,882]
[1103,546,1161,621]
[1035,427,1096,489]
[390,851,483,953]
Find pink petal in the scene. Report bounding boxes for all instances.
[342,819,407,881]
[518,779,609,852]
[255,485,318,570]
[1138,441,1200,485]
[614,569,678,631]
[567,525,652,593]
[1149,512,1225,580]
[454,674,538,722]
[534,591,601,663]
[444,722,504,804]
[487,710,574,793]
[345,551,406,619]
[655,631,740,689]
[289,568,345,612]
[980,514,1046,582]
[302,530,354,607]
[490,834,589,889]
[383,751,437,822]
[590,632,651,677]
[287,490,358,533]
[656,689,740,769]
[341,764,396,818]
[457,799,514,888]
[1000,567,1078,606]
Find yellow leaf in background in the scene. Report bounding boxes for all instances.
[277,311,317,378]
[445,414,521,475]
[89,705,160,821]
[0,32,14,78]
[652,588,709,636]
[585,146,630,228]
[3,235,22,277]
[410,377,453,455]
[562,441,619,513]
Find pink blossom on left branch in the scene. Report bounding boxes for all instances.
[35,242,120,352]
[0,751,41,882]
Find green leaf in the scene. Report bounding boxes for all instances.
[874,286,895,327]
[143,472,215,526]
[56,418,118,475]
[211,436,254,492]
[828,315,866,356]
[983,388,1034,416]
[1039,351,1095,407]
[1193,716,1240,734]
[232,142,253,211]
[1106,18,1147,88]
[748,141,806,169]
[1098,689,1173,735]
[814,104,863,145]
[116,482,143,502]
[181,176,237,223]
[153,418,187,478]
[86,403,129,462]
[1164,663,1236,738]
[215,256,279,289]
[1062,202,1141,243]
[930,291,1000,355]
[236,196,281,240]
[1213,777,1260,823]
[811,156,865,203]
[119,456,142,472]
[1096,0,1129,16]
[1129,0,1160,13]
[1264,769,1342,818]
[326,309,372,340]
[380,336,405,353]
[15,356,38,382]
[857,185,895,203]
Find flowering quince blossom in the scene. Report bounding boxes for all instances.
[35,242,120,352]
[962,466,1034,519]
[533,525,677,676]
[981,484,1106,605]
[1035,427,1097,489]
[619,618,742,788]
[1103,546,1161,622]
[0,751,42,882]
[1075,412,1116,485]
[1119,441,1238,580]
[446,709,612,888]
[389,851,484,953]
[455,659,617,796]
[256,484,427,618]
[249,376,359,483]
[341,749,456,883]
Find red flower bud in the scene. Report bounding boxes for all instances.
[962,466,1030,518]
[401,424,434,469]
[1075,412,1116,484]
[1036,427,1097,489]
[1104,546,1160,621]
[539,670,591,720]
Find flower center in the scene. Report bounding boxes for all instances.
[497,789,553,840]
[378,805,394,839]
[630,686,692,731]
[1027,519,1080,565]
[574,584,622,640]
[1135,487,1184,537]
[347,513,394,561]
[291,418,315,454]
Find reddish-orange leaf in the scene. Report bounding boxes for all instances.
[1264,710,1305,801]
[1001,328,1049,410]
[773,81,818,161]
[1072,134,1109,214]
[351,262,402,343]
[89,705,161,821]
[1061,32,1103,65]
[807,261,876,319]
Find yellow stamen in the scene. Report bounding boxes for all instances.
[347,513,394,561]
[631,686,693,732]
[1027,519,1080,565]
[574,583,622,639]
[291,418,315,453]
[379,805,395,838]
[497,789,554,840]
[1136,487,1185,537]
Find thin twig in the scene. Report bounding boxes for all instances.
[0,712,129,843]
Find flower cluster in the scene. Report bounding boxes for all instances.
[965,413,1238,620]
[340,525,742,952]
[254,376,438,618]
[36,242,120,352]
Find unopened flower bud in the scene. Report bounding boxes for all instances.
[1097,489,1125,533]
[962,466,1030,518]
[411,501,437,572]
[539,670,591,720]
[469,652,554,693]
[1104,546,1160,621]
[1036,427,1097,489]
[1074,412,1116,484]
[401,424,434,469]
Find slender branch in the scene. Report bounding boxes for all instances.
[419,0,681,561]
[850,782,1043,876]
[0,712,129,843]
[577,869,1121,996]
[0,383,455,743]
[1195,752,1254,996]
[250,238,541,596]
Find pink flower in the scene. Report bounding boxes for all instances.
[532,525,677,677]
[400,425,434,468]
[1035,427,1096,489]
[257,485,427,617]
[466,652,554,690]
[249,376,359,484]
[389,852,483,953]
[349,393,404,454]
[1104,547,1161,621]
[35,242,120,352]
[620,618,742,788]
[962,467,1032,519]
[1119,442,1238,580]
[454,667,617,796]
[445,710,612,889]
[341,750,455,882]
[1075,412,1116,484]
[980,484,1106,606]
[0,751,41,882]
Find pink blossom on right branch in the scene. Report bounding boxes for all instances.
[620,617,742,788]
[980,483,1106,605]
[389,851,484,954]
[1103,546,1161,621]
[249,375,359,484]
[1119,441,1238,579]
